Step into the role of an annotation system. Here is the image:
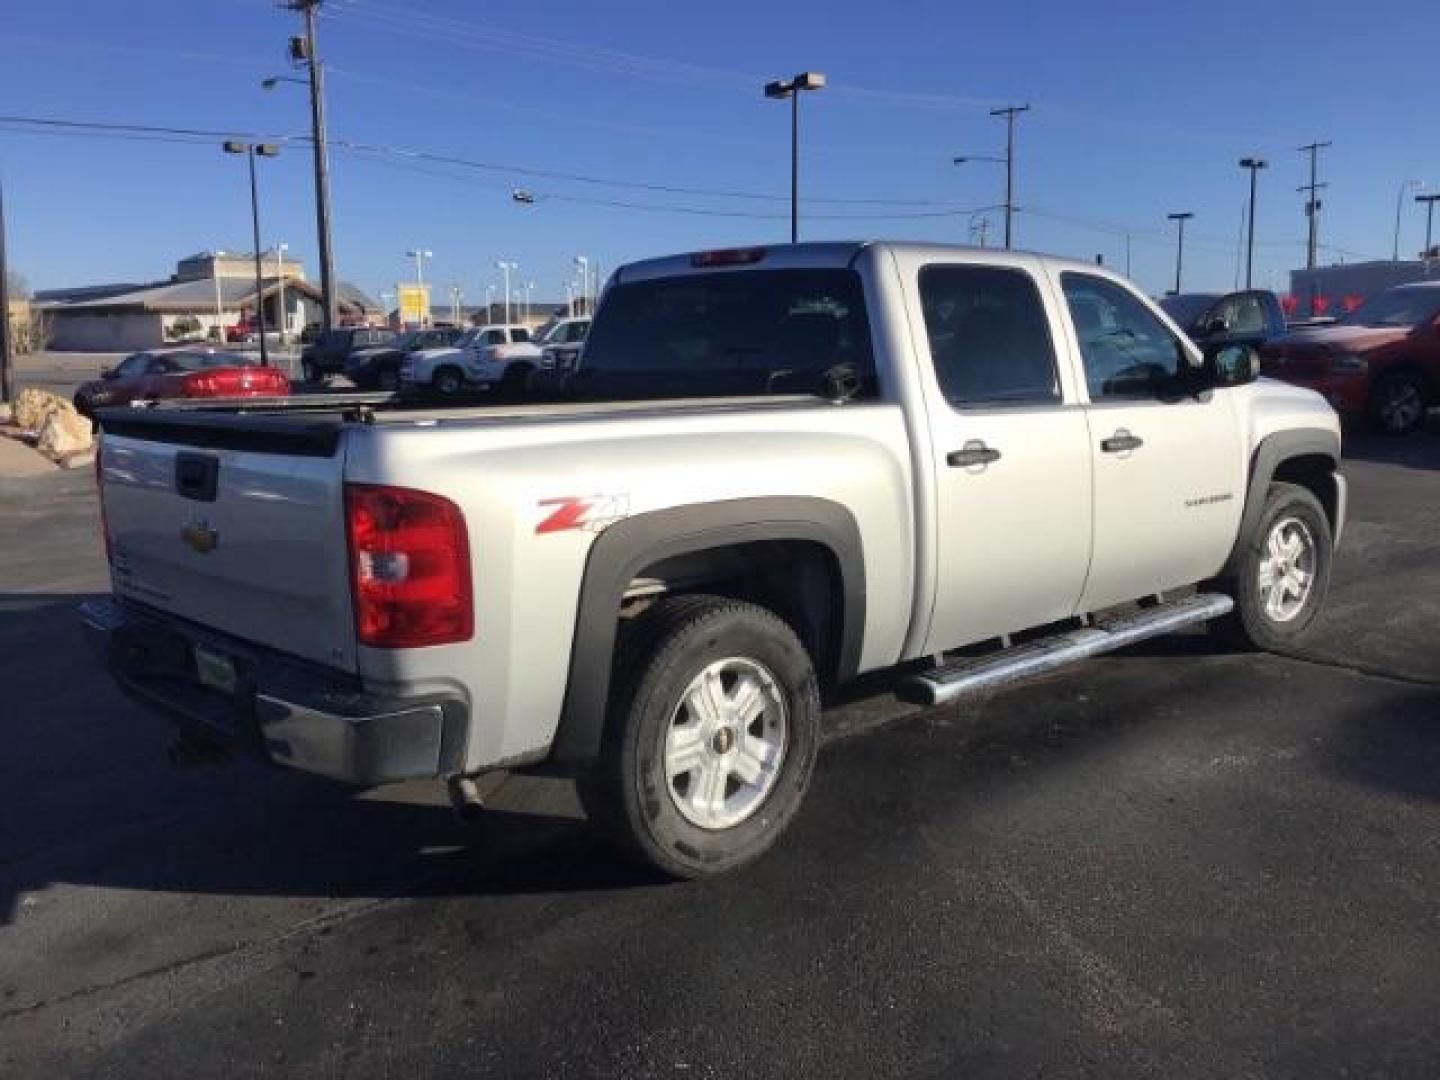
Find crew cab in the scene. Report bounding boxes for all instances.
[300,327,396,384]
[1260,281,1440,435]
[400,324,537,394]
[84,242,1345,879]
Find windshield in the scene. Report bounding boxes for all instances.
[1158,294,1218,330]
[576,268,876,401]
[533,319,561,343]
[1342,288,1440,329]
[454,328,484,348]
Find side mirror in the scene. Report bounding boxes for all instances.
[1205,343,1260,387]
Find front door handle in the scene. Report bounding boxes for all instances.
[947,441,1002,468]
[1101,430,1144,454]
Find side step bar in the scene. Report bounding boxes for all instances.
[898,592,1234,708]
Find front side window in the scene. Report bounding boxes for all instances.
[511,328,532,342]
[483,330,506,345]
[1061,273,1189,400]
[918,265,1060,407]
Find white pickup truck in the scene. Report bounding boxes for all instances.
[84,242,1345,878]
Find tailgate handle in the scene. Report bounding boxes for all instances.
[175,452,219,502]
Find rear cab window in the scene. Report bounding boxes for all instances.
[917,265,1061,408]
[579,268,877,401]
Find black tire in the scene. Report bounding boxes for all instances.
[581,595,821,879]
[434,365,465,395]
[72,392,92,419]
[1368,369,1428,436]
[1214,481,1333,651]
[498,362,533,394]
[375,366,400,392]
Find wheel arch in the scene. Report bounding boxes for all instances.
[548,497,866,765]
[1223,428,1341,576]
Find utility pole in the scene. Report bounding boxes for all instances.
[224,141,279,367]
[0,173,13,405]
[1297,141,1330,316]
[973,217,990,249]
[992,104,1030,250]
[1239,157,1268,289]
[1167,212,1194,295]
[287,1,336,333]
[1417,193,1440,269]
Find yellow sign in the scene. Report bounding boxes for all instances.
[396,283,430,327]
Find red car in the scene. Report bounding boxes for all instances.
[73,348,290,418]
[1260,282,1440,435]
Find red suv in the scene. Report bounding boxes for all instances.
[1260,282,1440,435]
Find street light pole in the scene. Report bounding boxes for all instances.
[495,261,517,324]
[224,141,280,367]
[1167,212,1194,295]
[1239,157,1268,290]
[574,255,589,315]
[0,173,13,405]
[274,241,288,344]
[764,72,826,244]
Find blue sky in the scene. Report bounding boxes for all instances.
[1,0,1435,303]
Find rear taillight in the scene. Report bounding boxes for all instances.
[183,373,218,396]
[344,483,473,648]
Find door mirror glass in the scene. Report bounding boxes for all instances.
[1207,343,1260,387]
[1201,313,1230,336]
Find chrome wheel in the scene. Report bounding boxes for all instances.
[663,657,787,830]
[1258,516,1316,623]
[1377,377,1424,433]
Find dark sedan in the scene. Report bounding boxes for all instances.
[344,327,466,390]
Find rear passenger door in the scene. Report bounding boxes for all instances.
[902,259,1095,655]
[1056,272,1244,611]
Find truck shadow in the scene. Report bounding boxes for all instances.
[0,592,661,925]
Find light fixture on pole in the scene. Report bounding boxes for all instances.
[763,71,826,244]
[495,261,517,324]
[1238,156,1268,289]
[223,140,280,367]
[1166,212,1194,296]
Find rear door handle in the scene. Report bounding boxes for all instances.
[947,441,1002,468]
[1101,430,1144,454]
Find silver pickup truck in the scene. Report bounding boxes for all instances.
[84,242,1345,878]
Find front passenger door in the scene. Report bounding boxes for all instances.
[1058,272,1245,612]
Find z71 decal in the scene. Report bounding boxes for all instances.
[535,495,631,534]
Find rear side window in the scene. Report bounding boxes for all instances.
[918,265,1060,407]
[580,269,876,400]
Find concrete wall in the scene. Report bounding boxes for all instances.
[49,311,165,352]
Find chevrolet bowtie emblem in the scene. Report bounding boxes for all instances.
[180,519,220,554]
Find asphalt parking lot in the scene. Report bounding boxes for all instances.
[2,422,1438,1078]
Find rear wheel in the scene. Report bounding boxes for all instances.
[1214,482,1332,651]
[434,365,465,395]
[1369,369,1428,435]
[581,595,821,879]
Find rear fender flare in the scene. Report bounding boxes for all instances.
[549,497,865,765]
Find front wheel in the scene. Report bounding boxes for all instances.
[433,365,465,396]
[581,596,821,879]
[1214,481,1333,651]
[1369,370,1428,436]
[498,362,533,394]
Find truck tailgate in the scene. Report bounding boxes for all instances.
[100,431,357,672]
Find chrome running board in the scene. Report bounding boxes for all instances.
[898,592,1234,707]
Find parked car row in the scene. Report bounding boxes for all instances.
[73,348,290,417]
[1161,283,1438,436]
[295,317,592,395]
